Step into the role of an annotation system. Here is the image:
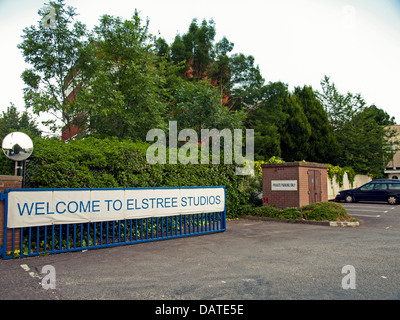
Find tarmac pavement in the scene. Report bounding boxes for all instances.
[1,202,400,303]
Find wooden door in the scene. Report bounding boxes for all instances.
[308,170,322,204]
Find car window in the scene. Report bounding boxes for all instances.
[374,183,387,191]
[360,183,374,191]
[388,183,400,190]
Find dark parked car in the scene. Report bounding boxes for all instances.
[335,179,400,205]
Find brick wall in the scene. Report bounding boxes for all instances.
[262,166,299,207]
[0,175,22,254]
[321,167,328,203]
[262,162,328,208]
[297,166,328,207]
[298,166,309,207]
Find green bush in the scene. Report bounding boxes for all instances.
[248,205,283,218]
[301,201,351,221]
[247,201,354,222]
[23,137,257,219]
[0,154,14,175]
[281,207,303,221]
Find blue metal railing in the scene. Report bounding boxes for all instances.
[1,186,226,259]
[1,211,225,259]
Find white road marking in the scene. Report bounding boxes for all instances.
[20,264,41,279]
[20,264,30,272]
[345,208,382,212]
[343,205,387,209]
[350,214,380,218]
[29,272,41,279]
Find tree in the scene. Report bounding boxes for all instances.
[248,82,341,163]
[344,105,396,177]
[170,19,264,112]
[209,36,234,106]
[246,82,289,160]
[77,12,169,140]
[166,18,262,136]
[279,94,311,161]
[154,37,170,58]
[293,85,339,163]
[228,53,265,112]
[172,79,244,133]
[171,18,216,79]
[0,104,41,142]
[317,75,396,176]
[318,75,366,130]
[18,0,90,138]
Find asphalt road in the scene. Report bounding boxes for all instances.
[1,202,400,303]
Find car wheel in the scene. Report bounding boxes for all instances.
[387,196,398,205]
[345,194,353,203]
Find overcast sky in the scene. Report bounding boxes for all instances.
[1,0,399,135]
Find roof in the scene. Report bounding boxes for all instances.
[261,161,328,169]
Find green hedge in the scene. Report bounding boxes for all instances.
[21,137,258,219]
[0,154,14,175]
[248,201,356,222]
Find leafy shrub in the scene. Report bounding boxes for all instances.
[248,205,283,218]
[301,202,351,221]
[24,137,257,219]
[281,207,303,221]
[254,156,285,178]
[0,154,14,175]
[327,164,356,187]
[247,201,354,222]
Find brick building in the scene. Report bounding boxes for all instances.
[261,162,328,208]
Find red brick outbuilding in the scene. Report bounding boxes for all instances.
[262,162,328,208]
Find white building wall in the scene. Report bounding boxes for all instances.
[327,174,372,200]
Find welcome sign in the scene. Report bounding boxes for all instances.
[6,187,226,228]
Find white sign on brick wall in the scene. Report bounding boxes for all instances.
[271,180,298,191]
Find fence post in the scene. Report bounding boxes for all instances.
[0,175,22,256]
